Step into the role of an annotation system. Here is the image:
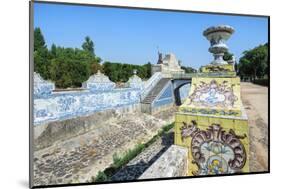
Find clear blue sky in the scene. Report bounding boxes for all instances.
[34,2,268,69]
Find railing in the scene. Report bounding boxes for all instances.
[141,72,163,100]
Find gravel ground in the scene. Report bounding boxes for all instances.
[241,82,269,172]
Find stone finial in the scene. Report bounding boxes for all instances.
[126,70,143,89]
[133,69,137,75]
[82,70,116,91]
[34,72,55,98]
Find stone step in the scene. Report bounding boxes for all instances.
[141,78,170,104]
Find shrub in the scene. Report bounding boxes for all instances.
[94,171,108,182]
[253,79,269,86]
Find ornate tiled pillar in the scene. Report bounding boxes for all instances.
[175,25,249,176]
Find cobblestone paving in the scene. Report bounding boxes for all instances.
[111,131,174,181]
[33,108,176,186]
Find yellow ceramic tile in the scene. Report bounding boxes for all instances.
[174,132,182,146]
[174,121,182,135]
[234,119,248,131]
[209,116,221,126]
[233,122,249,145]
[187,152,200,176]
[220,118,235,130]
[175,113,185,123]
[175,74,251,175]
[174,133,190,147]
[241,143,250,173]
[237,132,249,146]
[197,115,210,127]
[231,77,239,85]
[186,114,198,125]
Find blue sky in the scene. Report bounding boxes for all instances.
[34,2,268,69]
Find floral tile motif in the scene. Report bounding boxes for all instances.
[180,121,247,175]
[188,80,238,108]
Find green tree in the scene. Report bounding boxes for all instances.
[143,62,152,78]
[102,61,152,82]
[49,51,90,88]
[82,36,95,56]
[223,51,234,62]
[181,66,197,73]
[238,43,268,80]
[34,27,46,51]
[49,43,57,58]
[34,27,51,80]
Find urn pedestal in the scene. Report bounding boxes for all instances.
[174,25,249,176]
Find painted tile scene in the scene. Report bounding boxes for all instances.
[31,2,269,187]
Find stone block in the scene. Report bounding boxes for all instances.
[139,145,188,179]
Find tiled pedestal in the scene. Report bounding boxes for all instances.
[175,76,249,176]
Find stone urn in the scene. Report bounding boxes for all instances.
[203,25,235,65]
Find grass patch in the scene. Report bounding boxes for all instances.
[91,122,174,182]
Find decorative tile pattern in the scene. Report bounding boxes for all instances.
[126,71,144,89]
[82,70,116,92]
[188,79,237,108]
[180,121,247,175]
[34,72,55,98]
[180,77,242,117]
[34,72,144,125]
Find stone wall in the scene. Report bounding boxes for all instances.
[34,105,140,150]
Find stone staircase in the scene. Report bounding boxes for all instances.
[141,78,170,104]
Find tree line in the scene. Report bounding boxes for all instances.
[34,28,151,88]
[237,43,268,81]
[34,27,267,88]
